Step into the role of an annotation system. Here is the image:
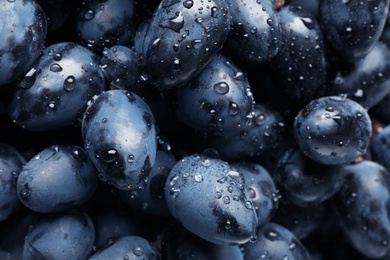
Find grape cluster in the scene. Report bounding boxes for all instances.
[1,0,390,259]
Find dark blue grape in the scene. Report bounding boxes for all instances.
[82,89,157,190]
[232,162,279,226]
[7,42,106,131]
[225,0,281,62]
[0,144,26,221]
[118,143,176,217]
[327,41,390,109]
[272,202,327,240]
[241,222,312,260]
[293,96,372,165]
[334,160,390,259]
[319,0,389,60]
[175,53,255,136]
[274,147,345,207]
[76,0,136,53]
[194,103,287,168]
[139,0,230,89]
[16,145,98,213]
[90,205,138,250]
[89,235,160,260]
[269,5,326,109]
[101,45,143,94]
[0,0,47,87]
[23,212,95,259]
[371,92,390,125]
[287,0,320,18]
[0,210,37,259]
[371,125,390,171]
[165,154,258,245]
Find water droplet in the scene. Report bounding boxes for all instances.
[169,176,179,186]
[332,114,342,124]
[195,17,204,23]
[194,173,203,182]
[346,27,352,32]
[53,53,62,61]
[101,148,118,163]
[159,11,184,33]
[173,57,181,71]
[50,63,63,72]
[63,76,76,91]
[215,192,222,199]
[229,102,239,116]
[83,9,95,20]
[132,246,143,256]
[72,148,86,161]
[250,26,257,34]
[266,18,273,26]
[191,39,202,48]
[211,6,218,18]
[170,187,180,198]
[183,0,193,9]
[356,112,363,120]
[19,184,31,201]
[245,201,253,209]
[127,154,135,163]
[233,195,239,201]
[249,234,257,243]
[225,219,232,229]
[11,171,19,178]
[123,255,129,260]
[130,190,138,199]
[354,89,364,97]
[47,101,56,109]
[227,186,233,193]
[248,188,256,198]
[214,82,229,95]
[255,114,266,125]
[325,106,334,112]
[201,159,211,167]
[223,196,230,204]
[217,176,227,183]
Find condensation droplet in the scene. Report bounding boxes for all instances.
[183,0,193,9]
[63,76,76,91]
[128,154,135,163]
[53,53,62,61]
[132,246,143,256]
[72,148,86,161]
[255,114,266,125]
[194,173,203,182]
[101,148,118,163]
[229,102,239,116]
[248,188,256,198]
[50,63,63,72]
[83,9,95,20]
[245,201,253,209]
[214,82,229,95]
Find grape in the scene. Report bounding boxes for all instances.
[2,1,390,259]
